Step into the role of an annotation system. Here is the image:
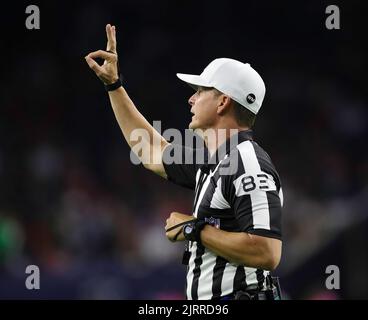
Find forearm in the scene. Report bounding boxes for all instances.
[85,25,169,175]
[108,87,169,174]
[200,225,281,270]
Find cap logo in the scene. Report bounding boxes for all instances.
[246,93,256,104]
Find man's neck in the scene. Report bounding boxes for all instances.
[203,126,249,156]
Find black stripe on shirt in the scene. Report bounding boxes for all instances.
[211,256,228,299]
[267,190,283,238]
[233,266,246,292]
[251,141,281,192]
[191,244,205,300]
[256,269,265,289]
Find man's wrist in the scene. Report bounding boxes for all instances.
[104,76,122,92]
[183,220,207,244]
[105,76,119,85]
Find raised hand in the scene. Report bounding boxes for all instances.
[85,24,119,85]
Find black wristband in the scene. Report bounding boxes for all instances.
[104,77,122,92]
[183,219,207,244]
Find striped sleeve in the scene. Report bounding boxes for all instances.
[162,144,208,190]
[222,141,283,240]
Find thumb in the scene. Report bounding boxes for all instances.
[85,55,103,74]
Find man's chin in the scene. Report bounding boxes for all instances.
[188,121,197,130]
[189,121,207,132]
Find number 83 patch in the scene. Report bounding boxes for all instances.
[233,172,277,196]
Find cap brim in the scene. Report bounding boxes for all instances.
[176,73,211,90]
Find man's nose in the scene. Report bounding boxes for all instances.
[188,93,196,106]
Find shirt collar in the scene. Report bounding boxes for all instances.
[200,129,253,174]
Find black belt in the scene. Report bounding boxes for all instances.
[218,277,282,301]
[218,289,279,301]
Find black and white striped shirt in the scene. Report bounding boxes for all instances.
[163,130,283,300]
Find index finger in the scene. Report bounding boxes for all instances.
[106,24,117,53]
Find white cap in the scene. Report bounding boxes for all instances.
[177,58,266,114]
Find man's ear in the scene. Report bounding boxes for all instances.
[216,95,232,115]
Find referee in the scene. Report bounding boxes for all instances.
[85,24,283,300]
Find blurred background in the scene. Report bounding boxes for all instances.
[0,0,367,299]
